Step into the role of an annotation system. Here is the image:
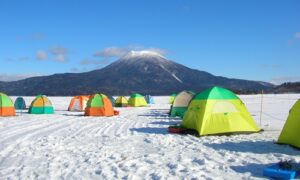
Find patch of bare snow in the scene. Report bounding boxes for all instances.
[0,95,299,179]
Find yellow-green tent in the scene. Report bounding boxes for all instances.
[128,93,147,107]
[277,99,300,148]
[181,86,260,136]
[115,96,129,107]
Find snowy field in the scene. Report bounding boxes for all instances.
[0,94,300,179]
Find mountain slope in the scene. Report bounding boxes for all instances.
[0,51,273,95]
[272,82,300,93]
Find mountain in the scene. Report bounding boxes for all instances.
[0,51,274,96]
[272,82,300,93]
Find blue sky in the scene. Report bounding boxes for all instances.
[0,0,299,84]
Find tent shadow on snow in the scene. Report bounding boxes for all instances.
[138,113,170,118]
[130,127,168,135]
[230,163,272,178]
[204,140,299,155]
[138,114,181,121]
[138,110,180,120]
[150,120,181,126]
[138,109,170,117]
[62,114,84,117]
[138,114,170,118]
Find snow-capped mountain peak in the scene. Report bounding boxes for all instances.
[121,50,166,60]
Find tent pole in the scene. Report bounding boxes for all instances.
[259,90,264,127]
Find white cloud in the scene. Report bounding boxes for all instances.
[270,76,300,85]
[146,48,167,56]
[36,50,48,60]
[55,54,66,62]
[35,46,68,62]
[50,46,68,63]
[0,73,44,82]
[94,46,168,58]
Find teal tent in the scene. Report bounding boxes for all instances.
[14,97,26,110]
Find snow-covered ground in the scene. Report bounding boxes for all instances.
[0,94,300,179]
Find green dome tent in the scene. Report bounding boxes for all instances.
[181,87,260,136]
[128,93,148,107]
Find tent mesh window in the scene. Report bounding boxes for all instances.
[212,101,238,113]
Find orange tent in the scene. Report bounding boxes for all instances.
[0,92,16,116]
[84,94,115,116]
[68,95,90,111]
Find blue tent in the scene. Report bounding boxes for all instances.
[14,97,26,110]
[145,95,154,104]
[109,96,116,107]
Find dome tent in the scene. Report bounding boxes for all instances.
[277,99,300,148]
[181,87,260,136]
[0,92,16,116]
[145,95,154,104]
[14,97,26,110]
[29,95,54,114]
[170,91,195,118]
[84,94,115,116]
[169,93,177,104]
[115,96,129,107]
[128,93,148,107]
[68,95,90,111]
